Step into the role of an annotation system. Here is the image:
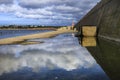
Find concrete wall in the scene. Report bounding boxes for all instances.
[75,0,120,41]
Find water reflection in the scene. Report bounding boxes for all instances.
[80,37,120,80]
[80,37,97,47]
[0,34,109,80]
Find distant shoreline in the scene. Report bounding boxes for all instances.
[0,28,57,30]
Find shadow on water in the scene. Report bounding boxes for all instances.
[79,37,120,80]
[0,33,110,80]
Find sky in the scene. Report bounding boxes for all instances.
[0,0,100,26]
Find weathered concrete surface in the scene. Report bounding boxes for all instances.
[75,0,120,41]
[82,26,97,36]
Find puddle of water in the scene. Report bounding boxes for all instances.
[0,30,51,39]
[0,33,109,80]
[78,36,120,80]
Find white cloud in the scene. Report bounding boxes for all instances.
[55,5,81,12]
[0,4,22,13]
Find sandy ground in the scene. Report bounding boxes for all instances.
[0,29,77,45]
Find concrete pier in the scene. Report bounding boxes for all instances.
[75,0,120,42]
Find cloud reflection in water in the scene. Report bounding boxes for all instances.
[0,34,109,80]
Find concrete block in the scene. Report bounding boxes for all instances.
[82,26,97,36]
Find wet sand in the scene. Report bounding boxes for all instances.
[0,29,77,45]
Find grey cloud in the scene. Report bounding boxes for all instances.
[20,0,99,20]
[0,0,13,4]
[0,0,100,25]
[18,0,100,11]
[18,0,71,8]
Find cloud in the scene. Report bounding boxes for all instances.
[0,0,100,25]
[0,0,13,4]
[0,4,75,21]
[18,0,100,19]
[0,0,12,4]
[19,0,70,8]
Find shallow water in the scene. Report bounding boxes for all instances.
[84,37,120,80]
[0,30,51,39]
[0,33,110,80]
